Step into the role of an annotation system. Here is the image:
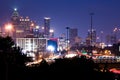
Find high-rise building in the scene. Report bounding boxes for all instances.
[49,29,54,38]
[87,29,96,46]
[11,9,35,39]
[69,28,78,46]
[44,17,51,38]
[16,38,47,58]
[11,8,20,25]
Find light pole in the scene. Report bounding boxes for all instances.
[90,13,94,46]
[90,13,94,55]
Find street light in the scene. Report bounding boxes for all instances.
[5,23,13,36]
[90,12,94,55]
[90,13,94,46]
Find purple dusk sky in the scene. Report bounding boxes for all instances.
[0,0,120,41]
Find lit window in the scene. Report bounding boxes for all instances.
[22,19,24,21]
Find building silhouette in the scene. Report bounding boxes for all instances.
[87,29,96,46]
[69,28,78,46]
[44,17,51,38]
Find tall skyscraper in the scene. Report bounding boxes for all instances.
[44,17,51,38]
[11,8,35,39]
[69,28,78,46]
[87,29,96,46]
[11,8,19,25]
[11,8,20,39]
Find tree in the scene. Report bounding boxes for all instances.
[0,36,31,80]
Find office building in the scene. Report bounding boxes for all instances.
[16,38,47,57]
[11,9,35,39]
[87,29,96,46]
[44,17,51,38]
[69,28,78,46]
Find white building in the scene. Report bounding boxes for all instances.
[16,38,47,57]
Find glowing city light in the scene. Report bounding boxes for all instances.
[47,45,55,52]
[110,68,120,74]
[36,26,39,29]
[42,27,44,29]
[44,17,50,19]
[31,23,34,26]
[65,53,78,58]
[5,24,13,31]
[49,29,54,33]
[14,8,17,11]
[5,23,13,36]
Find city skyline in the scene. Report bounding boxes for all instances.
[0,0,120,41]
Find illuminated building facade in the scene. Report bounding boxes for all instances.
[87,29,96,46]
[58,33,66,51]
[58,37,66,51]
[16,38,47,56]
[10,9,58,55]
[11,9,53,39]
[49,29,54,38]
[11,9,35,39]
[47,38,58,53]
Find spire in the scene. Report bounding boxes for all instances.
[11,8,19,18]
[11,8,20,25]
[14,8,17,11]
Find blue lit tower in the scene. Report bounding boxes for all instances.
[44,17,51,38]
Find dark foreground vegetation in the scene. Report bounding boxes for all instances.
[0,36,120,80]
